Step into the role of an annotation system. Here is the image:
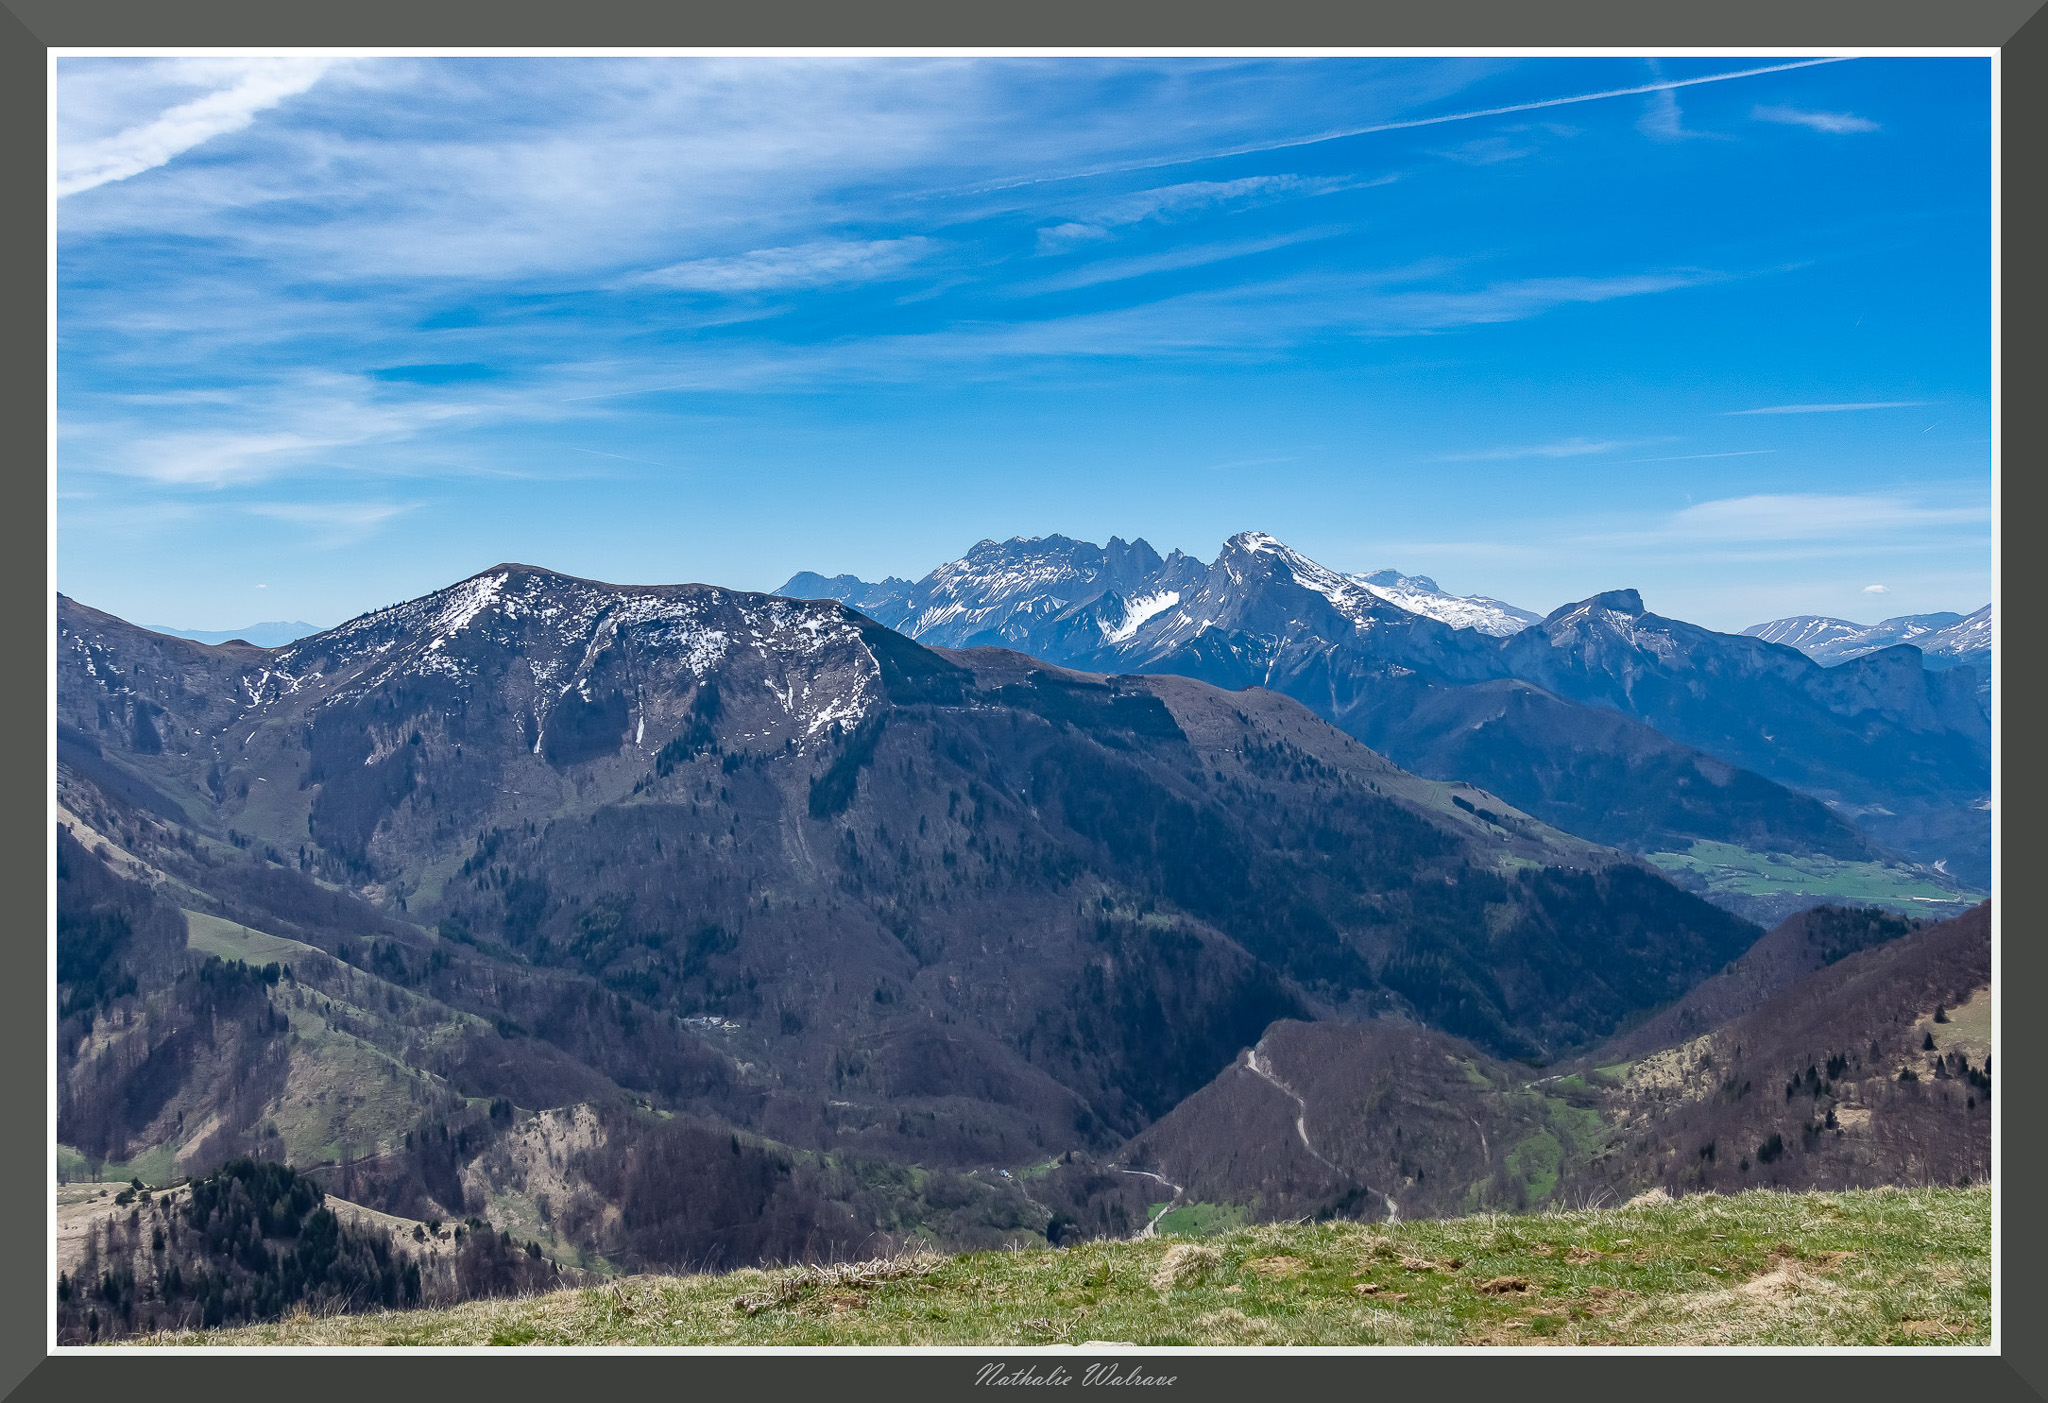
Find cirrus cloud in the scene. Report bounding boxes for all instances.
[239,499,420,548]
[1434,435,1672,462]
[1034,173,1370,253]
[1753,104,1880,134]
[631,237,935,292]
[56,57,336,199]
[1663,492,1987,542]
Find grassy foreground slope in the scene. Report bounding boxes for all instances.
[146,1185,1987,1348]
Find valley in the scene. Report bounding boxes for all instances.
[1644,841,1983,927]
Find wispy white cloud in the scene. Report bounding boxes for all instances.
[1094,174,1353,226]
[567,446,684,471]
[1434,136,1538,165]
[1435,435,1669,462]
[1204,454,1297,472]
[1638,88,1690,142]
[1013,228,1344,296]
[56,57,335,198]
[241,500,419,547]
[1315,487,1987,631]
[1725,401,1930,415]
[970,58,1846,194]
[1623,449,1777,462]
[1864,582,1890,593]
[58,60,979,282]
[631,237,934,292]
[1633,57,1733,144]
[1659,493,1987,542]
[64,374,509,488]
[1367,271,1717,331]
[1753,104,1879,134]
[1035,222,1115,255]
[519,258,1724,399]
[1034,174,1369,253]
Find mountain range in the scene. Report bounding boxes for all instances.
[778,532,1990,892]
[53,558,1992,1306]
[774,532,1990,884]
[1744,606,1992,674]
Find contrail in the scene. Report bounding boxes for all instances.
[962,58,1852,195]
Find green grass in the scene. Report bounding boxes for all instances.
[264,998,467,1167]
[1502,1130,1565,1205]
[1936,993,1992,1047]
[183,910,319,965]
[56,1145,94,1184]
[1151,1202,1249,1237]
[180,907,487,1168]
[1643,842,1982,907]
[135,1185,1989,1348]
[65,1142,179,1189]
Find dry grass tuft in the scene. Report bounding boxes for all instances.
[1151,1244,1221,1292]
[1245,1255,1307,1279]
[1193,1306,1277,1340]
[730,1249,944,1316]
[1353,1283,1409,1301]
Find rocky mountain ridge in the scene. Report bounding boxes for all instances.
[778,532,1990,887]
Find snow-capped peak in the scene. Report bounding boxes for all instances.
[1745,605,1991,670]
[1222,533,1540,637]
[1347,568,1541,638]
[1212,532,1392,630]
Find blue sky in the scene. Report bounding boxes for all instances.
[54,54,1992,634]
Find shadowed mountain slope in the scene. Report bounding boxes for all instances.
[1053,903,1987,1227]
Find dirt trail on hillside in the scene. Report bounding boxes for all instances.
[1243,1044,1399,1224]
[1244,1046,1338,1171]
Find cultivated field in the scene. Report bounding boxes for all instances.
[1645,842,1980,910]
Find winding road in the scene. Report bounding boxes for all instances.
[1116,1167,1185,1239]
